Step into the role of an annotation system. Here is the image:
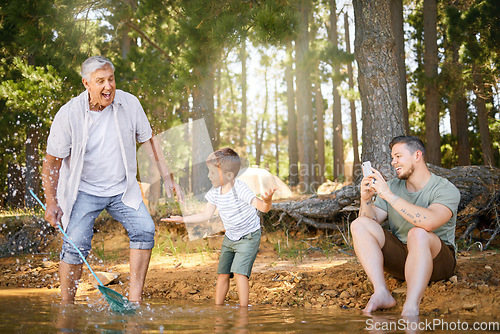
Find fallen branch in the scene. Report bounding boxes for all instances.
[269,165,500,249]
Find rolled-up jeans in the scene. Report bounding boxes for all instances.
[60,191,155,265]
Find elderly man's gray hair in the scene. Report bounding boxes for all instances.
[81,56,115,81]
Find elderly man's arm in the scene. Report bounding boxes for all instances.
[141,136,185,203]
[41,154,63,227]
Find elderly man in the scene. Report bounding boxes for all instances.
[42,55,178,305]
[351,136,460,316]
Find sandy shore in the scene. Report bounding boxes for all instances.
[0,223,498,317]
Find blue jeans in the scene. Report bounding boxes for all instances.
[60,191,155,265]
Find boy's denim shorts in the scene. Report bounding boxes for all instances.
[217,228,261,278]
[60,191,155,265]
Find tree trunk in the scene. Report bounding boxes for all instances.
[239,42,248,151]
[473,66,496,167]
[256,66,269,167]
[295,0,315,193]
[285,41,299,188]
[390,0,409,135]
[121,24,131,60]
[179,93,191,192]
[329,0,344,180]
[353,0,405,178]
[455,98,471,166]
[485,86,500,166]
[314,81,325,185]
[445,42,462,142]
[447,41,470,166]
[423,0,441,166]
[255,120,262,166]
[344,12,361,178]
[192,65,215,196]
[25,125,39,207]
[215,66,222,148]
[25,55,40,208]
[8,163,24,208]
[121,0,136,60]
[275,78,280,176]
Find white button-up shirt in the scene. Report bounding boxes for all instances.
[46,90,152,228]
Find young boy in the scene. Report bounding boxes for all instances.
[162,147,276,307]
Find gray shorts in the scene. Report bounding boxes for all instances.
[217,229,261,278]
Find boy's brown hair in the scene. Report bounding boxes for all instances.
[206,147,241,175]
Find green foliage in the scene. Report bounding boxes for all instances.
[0,57,63,122]
[93,241,119,262]
[321,44,354,72]
[460,0,500,67]
[273,237,307,263]
[250,1,300,45]
[406,0,499,167]
[0,0,498,209]
[152,233,179,259]
[0,58,66,205]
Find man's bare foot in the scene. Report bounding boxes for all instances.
[60,300,75,306]
[363,290,396,313]
[401,304,419,317]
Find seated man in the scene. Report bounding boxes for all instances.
[351,136,460,316]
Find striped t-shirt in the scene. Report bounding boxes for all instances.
[205,179,260,241]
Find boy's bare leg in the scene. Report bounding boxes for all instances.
[215,274,230,305]
[351,217,396,313]
[234,273,249,307]
[402,228,442,316]
[129,248,152,303]
[59,261,83,305]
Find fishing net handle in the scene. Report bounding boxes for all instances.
[29,189,104,286]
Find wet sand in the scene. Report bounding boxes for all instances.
[0,224,498,317]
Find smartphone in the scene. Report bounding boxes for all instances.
[362,161,372,177]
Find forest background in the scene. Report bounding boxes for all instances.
[0,0,498,209]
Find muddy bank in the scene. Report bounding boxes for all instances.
[0,220,498,317]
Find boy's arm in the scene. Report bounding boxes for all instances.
[161,202,217,223]
[251,188,276,213]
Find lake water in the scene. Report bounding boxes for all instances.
[0,289,498,333]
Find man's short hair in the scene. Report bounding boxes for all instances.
[81,56,115,81]
[206,147,241,175]
[390,135,426,158]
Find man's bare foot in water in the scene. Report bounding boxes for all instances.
[363,290,397,313]
[401,303,420,317]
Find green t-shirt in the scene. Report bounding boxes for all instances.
[374,173,460,251]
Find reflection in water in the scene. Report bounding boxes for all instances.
[214,307,249,334]
[0,290,497,333]
[0,290,365,333]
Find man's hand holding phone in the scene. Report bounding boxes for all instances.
[361,161,391,199]
[362,161,375,183]
[360,161,377,202]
